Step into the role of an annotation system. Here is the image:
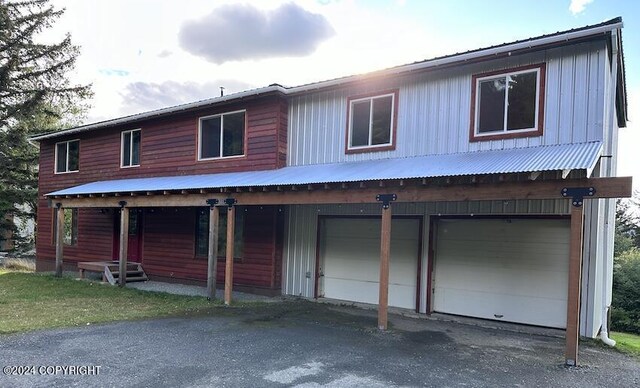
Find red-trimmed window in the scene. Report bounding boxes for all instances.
[470,64,545,142]
[346,90,398,153]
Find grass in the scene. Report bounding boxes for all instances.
[611,332,640,358]
[0,269,219,334]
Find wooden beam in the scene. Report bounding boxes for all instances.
[565,203,584,366]
[207,205,220,300]
[224,205,235,305]
[118,207,130,287]
[378,203,392,330]
[49,177,633,209]
[55,205,64,277]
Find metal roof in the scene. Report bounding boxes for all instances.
[47,141,603,197]
[31,18,624,142]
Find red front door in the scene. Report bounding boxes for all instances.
[113,210,143,262]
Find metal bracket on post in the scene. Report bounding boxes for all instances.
[206,199,219,207]
[55,202,62,209]
[224,198,237,208]
[118,200,127,208]
[561,187,596,207]
[376,194,397,209]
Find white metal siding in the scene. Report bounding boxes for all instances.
[319,218,420,309]
[287,41,606,167]
[433,219,570,329]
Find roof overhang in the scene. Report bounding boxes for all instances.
[47,142,604,199]
[31,18,624,142]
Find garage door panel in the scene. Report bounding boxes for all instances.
[321,218,420,310]
[434,288,567,328]
[434,219,570,329]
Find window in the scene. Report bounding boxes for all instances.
[346,90,397,152]
[52,208,78,246]
[470,64,545,141]
[121,129,141,167]
[195,207,244,258]
[199,111,245,159]
[55,140,80,173]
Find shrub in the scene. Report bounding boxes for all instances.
[612,248,640,334]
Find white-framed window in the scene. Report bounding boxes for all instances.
[346,90,397,152]
[54,139,80,174]
[471,63,545,141]
[198,110,246,160]
[121,129,141,168]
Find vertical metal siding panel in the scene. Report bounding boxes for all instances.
[586,43,603,142]
[458,74,471,154]
[559,46,576,144]
[543,56,561,146]
[572,47,589,143]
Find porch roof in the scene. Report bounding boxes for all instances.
[47,141,603,198]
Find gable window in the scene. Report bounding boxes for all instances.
[470,63,545,141]
[195,207,244,258]
[52,208,78,246]
[199,111,245,159]
[121,129,141,167]
[346,90,398,153]
[55,140,80,173]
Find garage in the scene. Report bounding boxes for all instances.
[317,217,421,310]
[433,218,570,328]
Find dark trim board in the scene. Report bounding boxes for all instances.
[313,214,423,312]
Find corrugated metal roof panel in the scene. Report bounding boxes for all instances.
[47,141,603,197]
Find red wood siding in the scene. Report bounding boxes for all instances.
[36,95,287,289]
[141,206,280,288]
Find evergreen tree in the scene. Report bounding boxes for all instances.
[0,0,91,251]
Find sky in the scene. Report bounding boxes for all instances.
[43,0,639,189]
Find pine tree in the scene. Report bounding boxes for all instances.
[0,0,91,252]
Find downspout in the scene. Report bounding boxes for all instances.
[600,27,620,348]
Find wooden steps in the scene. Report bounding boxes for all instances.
[103,263,148,285]
[78,261,148,285]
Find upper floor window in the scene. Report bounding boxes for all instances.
[199,110,246,160]
[470,63,545,142]
[346,90,398,153]
[55,140,79,174]
[121,129,141,168]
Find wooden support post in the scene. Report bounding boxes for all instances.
[55,204,64,277]
[224,199,237,305]
[376,194,396,330]
[206,200,220,300]
[118,204,129,287]
[565,203,584,366]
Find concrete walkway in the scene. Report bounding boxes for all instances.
[126,280,283,303]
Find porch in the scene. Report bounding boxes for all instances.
[44,142,632,365]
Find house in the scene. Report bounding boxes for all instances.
[31,18,631,366]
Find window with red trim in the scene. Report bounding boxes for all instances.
[470,64,545,142]
[346,90,398,153]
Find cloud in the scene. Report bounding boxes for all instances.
[119,80,254,114]
[569,0,593,15]
[178,3,335,64]
[157,50,173,58]
[99,69,130,76]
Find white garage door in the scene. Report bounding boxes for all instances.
[319,218,421,310]
[434,218,570,328]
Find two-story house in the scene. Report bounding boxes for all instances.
[31,18,631,365]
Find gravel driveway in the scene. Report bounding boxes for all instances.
[1,301,638,387]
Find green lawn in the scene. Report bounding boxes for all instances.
[0,269,219,334]
[611,332,640,357]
